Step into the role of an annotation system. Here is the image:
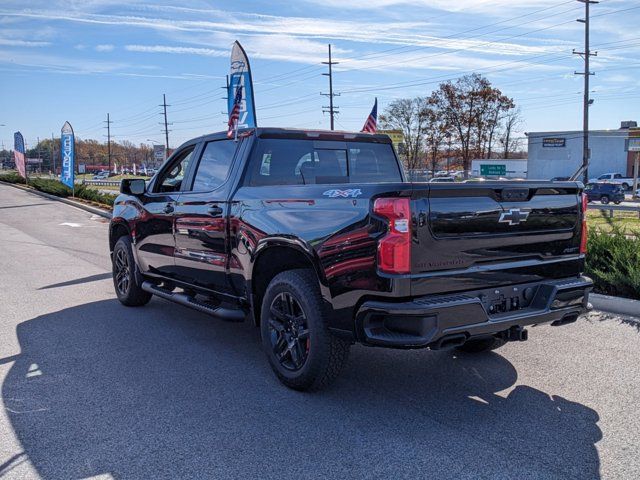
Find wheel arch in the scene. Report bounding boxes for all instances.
[109,220,131,252]
[248,241,327,326]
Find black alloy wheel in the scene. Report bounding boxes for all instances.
[114,247,131,296]
[260,269,350,391]
[268,292,310,371]
[112,236,152,306]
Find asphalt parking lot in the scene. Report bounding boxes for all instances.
[1,183,639,479]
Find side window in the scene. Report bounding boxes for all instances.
[614,173,622,179]
[155,146,195,193]
[191,140,236,192]
[598,174,608,180]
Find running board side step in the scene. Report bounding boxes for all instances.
[141,281,246,322]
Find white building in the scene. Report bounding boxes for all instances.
[470,158,527,179]
[526,122,635,180]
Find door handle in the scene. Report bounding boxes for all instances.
[207,205,223,217]
[163,203,174,214]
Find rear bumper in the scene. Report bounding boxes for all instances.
[355,276,593,349]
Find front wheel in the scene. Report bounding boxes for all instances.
[600,195,610,205]
[260,269,350,391]
[112,236,152,307]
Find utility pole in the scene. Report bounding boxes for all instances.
[37,136,41,173]
[321,44,340,130]
[160,94,171,157]
[51,133,55,175]
[573,0,598,184]
[105,113,112,173]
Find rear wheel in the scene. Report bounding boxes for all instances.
[260,269,350,391]
[112,236,152,307]
[600,195,610,205]
[456,336,506,353]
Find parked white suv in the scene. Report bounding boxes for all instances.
[588,172,635,190]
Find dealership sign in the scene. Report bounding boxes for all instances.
[480,164,506,176]
[543,137,566,148]
[153,144,165,163]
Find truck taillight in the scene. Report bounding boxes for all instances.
[374,197,411,274]
[580,193,588,255]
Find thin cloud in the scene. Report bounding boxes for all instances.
[95,43,114,52]
[125,44,227,57]
[0,38,50,47]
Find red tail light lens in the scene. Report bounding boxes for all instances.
[580,193,588,255]
[374,197,411,274]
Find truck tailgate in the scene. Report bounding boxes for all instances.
[409,182,584,296]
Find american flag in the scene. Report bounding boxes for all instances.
[361,98,378,134]
[227,85,243,139]
[13,131,27,179]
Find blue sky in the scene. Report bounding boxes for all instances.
[0,0,638,151]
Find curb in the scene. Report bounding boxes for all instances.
[0,180,112,219]
[590,293,640,318]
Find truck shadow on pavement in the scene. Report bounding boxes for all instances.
[2,298,602,479]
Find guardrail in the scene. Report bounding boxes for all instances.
[588,203,640,218]
[81,180,121,187]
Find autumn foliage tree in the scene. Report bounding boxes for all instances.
[381,73,519,176]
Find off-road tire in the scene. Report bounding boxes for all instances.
[456,336,506,353]
[260,269,350,391]
[112,236,152,307]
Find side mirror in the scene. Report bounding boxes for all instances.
[120,178,146,196]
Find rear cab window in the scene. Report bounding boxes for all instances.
[244,139,402,186]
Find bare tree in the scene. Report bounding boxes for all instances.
[380,97,429,171]
[500,107,523,159]
[425,94,450,175]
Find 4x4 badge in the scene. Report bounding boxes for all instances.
[323,189,362,198]
[499,208,530,226]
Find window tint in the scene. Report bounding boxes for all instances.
[191,140,236,191]
[155,146,195,193]
[245,139,401,186]
[348,145,402,183]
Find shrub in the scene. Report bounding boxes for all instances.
[0,172,115,208]
[75,184,116,207]
[585,226,640,300]
[30,178,73,197]
[0,171,26,184]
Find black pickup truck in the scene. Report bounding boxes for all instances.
[110,128,592,391]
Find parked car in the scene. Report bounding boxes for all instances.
[584,182,625,204]
[92,171,109,180]
[588,173,634,190]
[109,128,592,391]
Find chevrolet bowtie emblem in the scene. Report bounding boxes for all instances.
[499,208,530,226]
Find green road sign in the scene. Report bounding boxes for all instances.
[480,164,506,176]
